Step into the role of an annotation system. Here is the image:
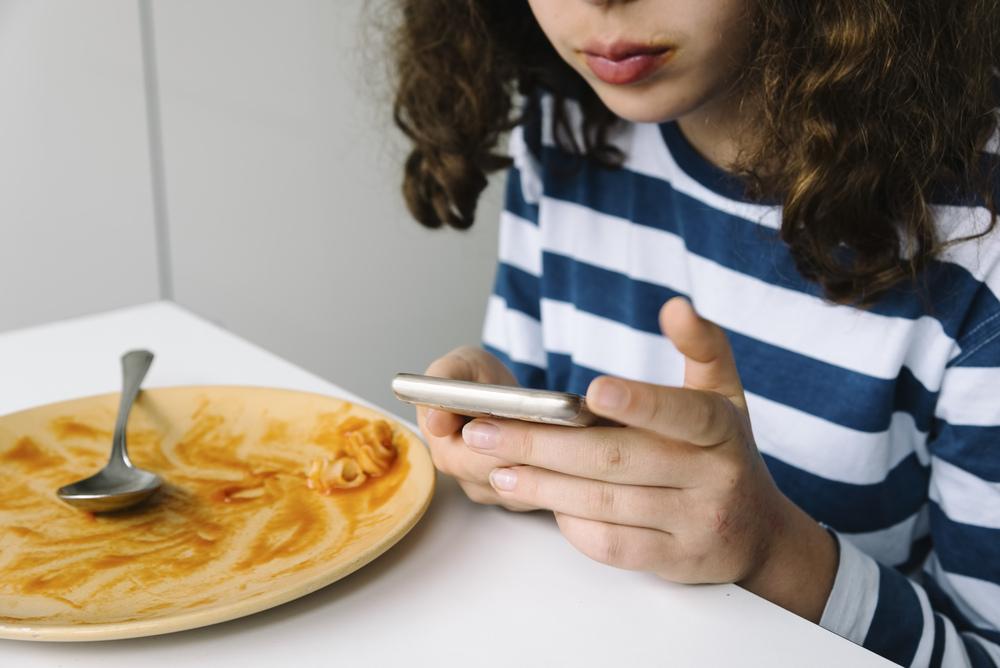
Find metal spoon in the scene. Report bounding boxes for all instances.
[57,349,162,512]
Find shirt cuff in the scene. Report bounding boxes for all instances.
[819,531,882,645]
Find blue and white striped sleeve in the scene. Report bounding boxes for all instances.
[821,321,1000,667]
[482,124,548,390]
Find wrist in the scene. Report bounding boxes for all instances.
[738,493,838,623]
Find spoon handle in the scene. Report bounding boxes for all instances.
[109,350,154,468]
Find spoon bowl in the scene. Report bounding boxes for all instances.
[57,350,163,513]
[57,465,162,513]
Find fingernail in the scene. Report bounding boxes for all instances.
[591,379,629,411]
[462,421,499,449]
[490,468,517,491]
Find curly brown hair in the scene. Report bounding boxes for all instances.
[389,0,1000,305]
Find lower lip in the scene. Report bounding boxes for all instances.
[584,51,671,85]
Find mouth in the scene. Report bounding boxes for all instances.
[581,41,674,86]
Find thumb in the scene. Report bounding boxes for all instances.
[660,297,745,406]
[420,349,478,438]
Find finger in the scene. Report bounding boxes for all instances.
[660,297,745,405]
[419,352,476,437]
[459,480,498,505]
[426,430,517,484]
[461,418,706,486]
[586,377,741,447]
[553,511,675,573]
[416,404,464,441]
[488,466,679,532]
[425,345,515,385]
[421,347,516,436]
[458,480,538,512]
[424,348,478,381]
[423,407,466,438]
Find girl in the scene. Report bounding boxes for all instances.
[390,1,1000,665]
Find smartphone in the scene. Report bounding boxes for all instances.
[391,373,606,427]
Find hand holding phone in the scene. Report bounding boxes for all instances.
[410,347,540,512]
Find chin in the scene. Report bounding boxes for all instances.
[590,83,702,125]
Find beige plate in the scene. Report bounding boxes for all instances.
[0,386,434,641]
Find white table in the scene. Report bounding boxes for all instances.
[0,302,892,667]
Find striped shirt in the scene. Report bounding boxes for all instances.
[483,93,1000,667]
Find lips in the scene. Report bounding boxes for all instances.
[582,42,673,86]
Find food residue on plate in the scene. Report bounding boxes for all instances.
[0,392,414,627]
[306,417,398,492]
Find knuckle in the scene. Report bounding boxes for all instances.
[697,397,715,427]
[515,428,536,463]
[683,525,717,562]
[588,483,618,516]
[643,391,675,429]
[709,397,743,444]
[693,396,719,437]
[635,390,660,425]
[674,547,711,580]
[595,524,625,566]
[425,349,474,380]
[595,437,629,476]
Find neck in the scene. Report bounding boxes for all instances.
[675,85,757,173]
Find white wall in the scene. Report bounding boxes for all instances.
[0,0,502,412]
[150,0,502,411]
[0,0,160,331]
